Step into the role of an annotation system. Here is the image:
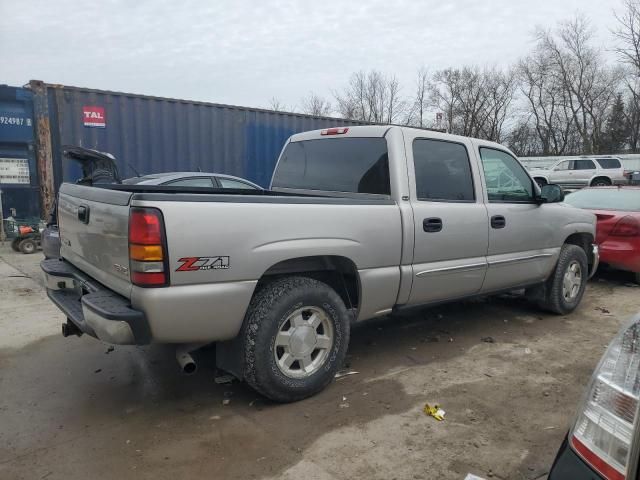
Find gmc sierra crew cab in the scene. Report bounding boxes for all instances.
[42,126,599,402]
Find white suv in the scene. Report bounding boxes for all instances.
[530,156,626,188]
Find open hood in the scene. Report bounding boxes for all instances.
[63,145,121,185]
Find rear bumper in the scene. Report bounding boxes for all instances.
[41,258,151,345]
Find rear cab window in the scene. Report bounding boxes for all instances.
[596,158,622,169]
[271,138,390,196]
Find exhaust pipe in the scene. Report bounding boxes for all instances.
[176,345,199,375]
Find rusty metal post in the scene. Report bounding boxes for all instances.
[29,80,55,218]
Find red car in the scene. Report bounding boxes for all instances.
[564,186,640,284]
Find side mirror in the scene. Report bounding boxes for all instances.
[539,184,564,203]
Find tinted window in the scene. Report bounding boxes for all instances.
[480,148,534,202]
[165,177,214,187]
[218,177,257,189]
[596,158,622,169]
[574,159,596,170]
[272,138,390,195]
[564,188,640,211]
[412,139,474,201]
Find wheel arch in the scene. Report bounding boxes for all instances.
[564,232,595,269]
[590,175,612,186]
[257,255,361,313]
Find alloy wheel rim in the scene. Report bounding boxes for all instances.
[562,260,582,301]
[273,306,334,379]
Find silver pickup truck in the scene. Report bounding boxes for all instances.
[42,126,598,402]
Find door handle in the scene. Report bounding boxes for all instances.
[491,215,506,229]
[77,205,90,224]
[423,217,443,232]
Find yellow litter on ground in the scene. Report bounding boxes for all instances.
[424,403,446,421]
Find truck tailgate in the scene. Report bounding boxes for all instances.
[58,184,133,298]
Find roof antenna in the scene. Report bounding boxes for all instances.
[128,162,141,177]
[197,166,202,172]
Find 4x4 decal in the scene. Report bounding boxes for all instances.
[176,256,230,271]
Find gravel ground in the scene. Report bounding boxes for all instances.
[0,244,639,480]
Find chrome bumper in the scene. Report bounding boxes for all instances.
[588,244,600,279]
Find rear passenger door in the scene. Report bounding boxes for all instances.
[406,134,489,306]
[572,159,597,186]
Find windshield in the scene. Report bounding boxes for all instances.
[271,138,390,195]
[564,188,640,211]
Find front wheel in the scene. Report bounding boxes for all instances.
[242,276,350,403]
[538,244,588,314]
[11,238,21,252]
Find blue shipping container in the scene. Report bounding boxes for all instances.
[0,85,39,221]
[32,81,367,213]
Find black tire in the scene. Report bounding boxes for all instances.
[242,276,350,403]
[535,178,547,188]
[591,177,611,187]
[538,244,588,314]
[18,238,37,254]
[634,272,640,285]
[10,238,21,252]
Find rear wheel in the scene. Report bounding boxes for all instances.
[242,276,350,403]
[538,244,588,314]
[18,238,37,254]
[591,177,611,187]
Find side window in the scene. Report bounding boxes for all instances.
[596,158,622,169]
[412,139,475,202]
[573,159,596,170]
[479,148,534,203]
[165,177,215,187]
[218,177,257,189]
[554,160,572,171]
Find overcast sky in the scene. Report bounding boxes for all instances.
[0,0,623,112]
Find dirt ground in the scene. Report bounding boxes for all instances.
[1,244,639,480]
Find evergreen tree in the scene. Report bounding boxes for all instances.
[604,93,629,153]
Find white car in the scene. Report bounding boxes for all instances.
[529,156,626,189]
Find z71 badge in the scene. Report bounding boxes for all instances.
[176,256,230,272]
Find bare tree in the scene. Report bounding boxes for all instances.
[300,93,333,117]
[429,66,516,141]
[268,97,289,112]
[518,49,577,154]
[405,67,430,127]
[614,0,640,151]
[334,70,406,124]
[535,16,621,153]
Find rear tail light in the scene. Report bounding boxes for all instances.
[611,216,640,237]
[129,207,169,287]
[569,315,640,480]
[320,127,349,135]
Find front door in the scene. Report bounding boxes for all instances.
[549,160,573,186]
[478,146,558,292]
[406,135,489,305]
